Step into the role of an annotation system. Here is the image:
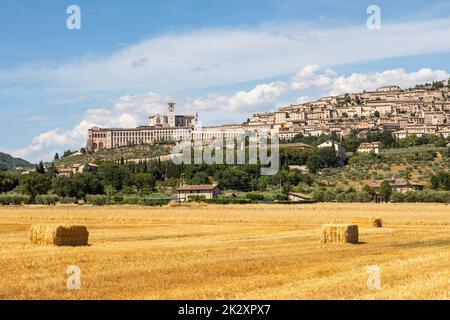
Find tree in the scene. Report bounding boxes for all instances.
[52,174,104,200]
[373,111,380,118]
[400,168,412,183]
[99,162,130,191]
[35,161,46,174]
[430,172,450,191]
[132,173,156,191]
[306,147,339,173]
[104,185,116,197]
[430,175,440,190]
[362,184,375,198]
[380,181,392,202]
[435,139,447,147]
[0,172,19,193]
[190,172,210,185]
[63,150,72,157]
[214,167,250,190]
[19,173,52,200]
[54,153,60,161]
[46,163,59,179]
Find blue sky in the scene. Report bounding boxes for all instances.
[1,0,450,161]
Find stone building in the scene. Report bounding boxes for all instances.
[86,103,198,152]
[176,184,221,202]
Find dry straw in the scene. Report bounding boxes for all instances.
[351,216,383,228]
[29,224,89,246]
[167,201,207,208]
[321,224,359,244]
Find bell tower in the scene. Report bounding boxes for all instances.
[168,102,176,127]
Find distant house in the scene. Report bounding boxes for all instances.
[438,128,450,139]
[392,129,438,140]
[57,168,75,177]
[75,163,99,174]
[368,179,424,202]
[287,192,312,202]
[68,151,83,157]
[281,143,314,149]
[317,140,346,164]
[288,165,309,173]
[357,142,383,154]
[377,85,401,92]
[57,163,99,177]
[176,184,221,202]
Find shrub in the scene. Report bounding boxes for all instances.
[275,200,315,204]
[273,193,289,201]
[86,194,108,206]
[113,195,124,204]
[122,195,141,205]
[0,195,11,205]
[0,194,30,205]
[60,197,78,204]
[140,199,171,206]
[200,198,252,205]
[391,192,406,203]
[245,193,266,201]
[35,194,59,205]
[187,195,206,203]
[391,190,450,203]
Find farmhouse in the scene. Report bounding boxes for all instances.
[369,179,424,195]
[176,184,221,202]
[57,163,99,177]
[392,129,425,140]
[287,192,312,202]
[357,142,383,154]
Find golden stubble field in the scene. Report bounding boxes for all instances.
[0,203,449,300]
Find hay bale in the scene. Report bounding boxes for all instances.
[29,224,89,246]
[352,216,382,228]
[321,224,359,244]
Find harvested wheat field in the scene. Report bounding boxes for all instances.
[0,203,449,300]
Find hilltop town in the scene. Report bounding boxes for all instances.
[86,80,450,151]
[250,81,450,141]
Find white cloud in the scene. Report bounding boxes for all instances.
[329,68,449,95]
[7,93,170,162]
[2,18,450,97]
[290,65,336,90]
[10,121,93,162]
[189,81,289,112]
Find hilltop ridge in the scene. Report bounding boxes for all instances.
[0,151,32,170]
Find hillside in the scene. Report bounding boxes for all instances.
[55,143,174,168]
[0,152,32,170]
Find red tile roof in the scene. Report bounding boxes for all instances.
[177,184,220,192]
